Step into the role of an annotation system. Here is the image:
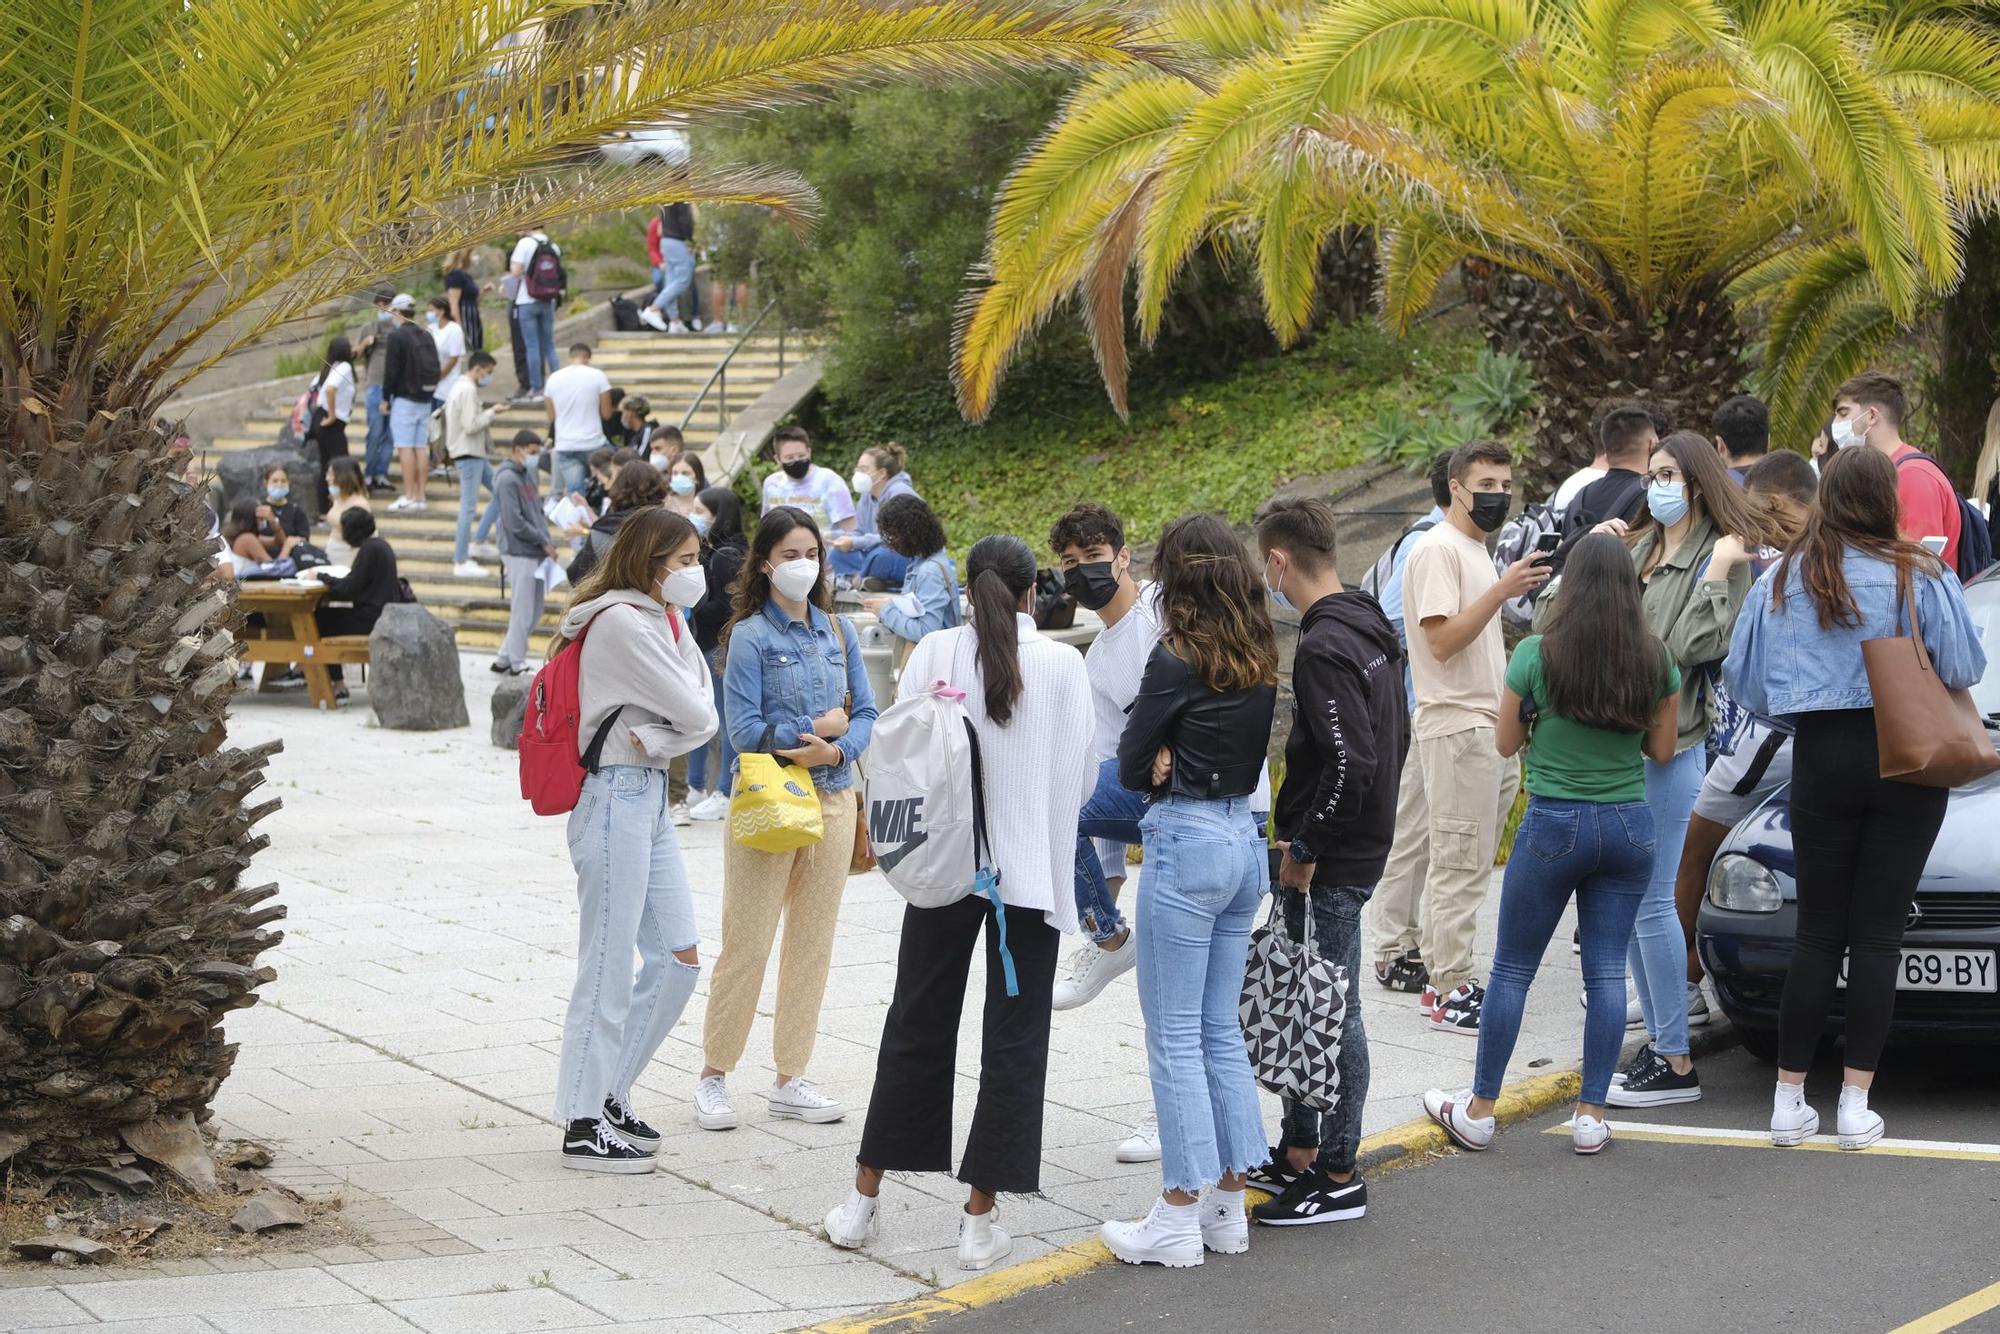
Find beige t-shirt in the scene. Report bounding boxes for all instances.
[1403,521,1504,740]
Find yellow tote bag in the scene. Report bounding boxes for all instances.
[729,753,824,853]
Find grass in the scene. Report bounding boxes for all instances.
[273,346,324,378]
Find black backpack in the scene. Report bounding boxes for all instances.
[396,321,440,397]
[610,296,643,332]
[1895,451,1995,581]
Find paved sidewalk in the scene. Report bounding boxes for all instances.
[2,659,1601,1333]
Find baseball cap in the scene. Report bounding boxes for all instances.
[389,293,416,313]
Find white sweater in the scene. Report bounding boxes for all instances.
[443,375,499,460]
[899,616,1094,934]
[562,591,717,769]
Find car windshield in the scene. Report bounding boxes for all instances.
[1970,574,2000,720]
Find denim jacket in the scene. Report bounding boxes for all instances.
[1725,547,1986,719]
[877,549,960,644]
[722,599,878,792]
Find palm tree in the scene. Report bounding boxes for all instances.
[0,0,1157,1175]
[954,0,2000,475]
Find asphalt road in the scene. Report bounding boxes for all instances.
[936,1043,2000,1334]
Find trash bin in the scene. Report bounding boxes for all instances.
[855,617,901,712]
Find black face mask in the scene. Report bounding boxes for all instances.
[1064,561,1121,611]
[781,458,812,480]
[1463,490,1510,534]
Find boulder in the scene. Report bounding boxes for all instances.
[367,605,470,731]
[491,673,530,749]
[216,438,320,517]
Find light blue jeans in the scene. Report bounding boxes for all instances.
[687,647,735,795]
[552,449,593,501]
[1632,746,1705,1057]
[651,238,697,317]
[1136,794,1268,1195]
[557,766,699,1123]
[453,457,495,563]
[520,299,557,392]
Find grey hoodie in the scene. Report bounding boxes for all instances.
[493,457,548,558]
[561,589,717,770]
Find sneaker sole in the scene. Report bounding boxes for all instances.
[1252,1205,1366,1226]
[769,1104,846,1124]
[1424,1105,1492,1152]
[825,1224,877,1250]
[1114,1144,1163,1164]
[561,1154,655,1174]
[1573,1136,1611,1156]
[694,1110,738,1131]
[1104,1240,1204,1268]
[1606,1086,1702,1108]
[1772,1114,1821,1147]
[1201,1230,1251,1252]
[957,1239,1013,1270]
[1426,1016,1479,1035]
[1050,948,1137,1012]
[1838,1124,1884,1151]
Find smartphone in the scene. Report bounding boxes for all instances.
[1535,531,1561,554]
[1920,536,1948,556]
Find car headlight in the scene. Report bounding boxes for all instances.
[1708,853,1782,913]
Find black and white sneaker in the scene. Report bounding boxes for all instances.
[1610,1042,1655,1087]
[1428,981,1484,1034]
[561,1118,655,1174]
[1246,1149,1301,1195]
[604,1096,661,1151]
[1374,949,1429,994]
[1251,1171,1367,1226]
[1606,1049,1701,1108]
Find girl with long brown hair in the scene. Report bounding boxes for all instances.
[1101,513,1279,1268]
[548,507,717,1173]
[1728,447,1985,1149]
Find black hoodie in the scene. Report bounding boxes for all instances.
[1275,590,1410,888]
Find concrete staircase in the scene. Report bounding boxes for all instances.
[207,330,797,650]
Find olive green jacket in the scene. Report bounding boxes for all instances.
[1631,516,1751,754]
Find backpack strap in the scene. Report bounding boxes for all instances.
[961,714,1019,998]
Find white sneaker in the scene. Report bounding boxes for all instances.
[667,319,690,335]
[469,541,501,560]
[768,1078,844,1124]
[1837,1084,1884,1151]
[670,801,692,827]
[1686,981,1712,1027]
[957,1208,1012,1270]
[689,790,730,822]
[1770,1082,1820,1147]
[823,1188,878,1249]
[1572,1113,1611,1155]
[1102,1198,1202,1268]
[1051,934,1136,1011]
[1579,976,1645,1029]
[452,559,487,578]
[638,307,668,332]
[694,1075,738,1131]
[1200,1189,1249,1255]
[1422,1088,1495,1151]
[1114,1115,1161,1164]
[408,500,427,512]
[388,496,412,512]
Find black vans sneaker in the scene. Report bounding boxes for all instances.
[1606,1050,1701,1108]
[604,1096,661,1150]
[1374,949,1429,994]
[1246,1148,1301,1195]
[1251,1171,1367,1227]
[562,1118,655,1174]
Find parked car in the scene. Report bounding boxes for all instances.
[599,124,689,167]
[1698,564,2000,1063]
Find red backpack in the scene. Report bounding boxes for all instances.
[518,619,622,816]
[525,241,567,303]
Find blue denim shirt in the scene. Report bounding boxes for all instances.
[723,600,878,792]
[1726,547,1987,719]
[877,549,960,644]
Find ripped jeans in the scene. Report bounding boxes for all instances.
[556,765,699,1122]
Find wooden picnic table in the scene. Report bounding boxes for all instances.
[234,579,368,711]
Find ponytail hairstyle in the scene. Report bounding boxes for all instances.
[863,441,907,479]
[964,534,1037,726]
[1153,512,1278,692]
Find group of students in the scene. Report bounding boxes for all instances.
[529,368,1988,1277]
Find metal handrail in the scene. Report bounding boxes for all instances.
[677,299,784,436]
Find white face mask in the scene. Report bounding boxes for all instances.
[1830,413,1868,449]
[851,469,873,496]
[767,557,820,602]
[660,563,707,609]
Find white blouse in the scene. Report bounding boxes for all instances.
[898,615,1095,934]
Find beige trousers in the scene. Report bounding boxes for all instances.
[701,789,857,1079]
[1368,727,1517,994]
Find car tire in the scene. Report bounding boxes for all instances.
[1736,1025,1782,1064]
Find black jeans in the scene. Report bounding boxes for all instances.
[312,419,349,514]
[858,897,1059,1195]
[1277,884,1372,1176]
[507,304,530,394]
[1779,708,1949,1072]
[314,604,380,684]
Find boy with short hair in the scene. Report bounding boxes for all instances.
[492,429,558,676]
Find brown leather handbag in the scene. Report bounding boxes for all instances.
[849,790,876,875]
[1860,569,1999,788]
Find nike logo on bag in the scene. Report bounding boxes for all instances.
[875,832,928,873]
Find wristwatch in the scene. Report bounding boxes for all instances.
[1287,838,1316,867]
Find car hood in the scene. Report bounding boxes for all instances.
[1724,757,2000,897]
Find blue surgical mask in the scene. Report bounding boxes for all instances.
[669,473,695,495]
[1263,555,1295,615]
[1647,480,1690,526]
[376,309,390,322]
[424,312,439,328]
[690,511,712,537]
[267,485,289,502]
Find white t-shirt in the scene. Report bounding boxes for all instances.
[545,363,611,452]
[510,234,556,306]
[318,360,356,423]
[1551,465,1607,517]
[431,321,467,403]
[1084,581,1162,762]
[761,465,857,531]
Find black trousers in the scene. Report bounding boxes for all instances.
[508,304,530,393]
[314,604,380,684]
[313,419,349,513]
[1779,708,1949,1072]
[858,897,1059,1196]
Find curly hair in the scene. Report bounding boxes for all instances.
[877,493,946,558]
[1153,513,1278,693]
[1048,502,1125,557]
[608,460,666,512]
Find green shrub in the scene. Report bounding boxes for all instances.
[597,260,649,291]
[1445,348,1537,432]
[273,346,322,378]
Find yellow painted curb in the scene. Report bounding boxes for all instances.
[796,1067,1584,1334]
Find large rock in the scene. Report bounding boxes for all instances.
[491,673,530,749]
[216,438,320,517]
[367,605,469,731]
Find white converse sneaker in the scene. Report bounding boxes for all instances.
[1837,1084,1884,1151]
[1572,1113,1611,1156]
[1422,1088,1495,1151]
[768,1077,845,1124]
[469,541,501,560]
[1578,976,1645,1029]
[689,790,730,822]
[1200,1189,1249,1255]
[1114,1115,1161,1164]
[693,1075,738,1131]
[1770,1082,1820,1147]
[1686,981,1712,1027]
[957,1208,1012,1270]
[452,559,488,578]
[1102,1198,1203,1268]
[824,1188,879,1249]
[638,307,669,332]
[1051,934,1136,1011]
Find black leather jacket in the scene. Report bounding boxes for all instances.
[1118,642,1276,801]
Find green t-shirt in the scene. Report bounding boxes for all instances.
[1505,636,1681,804]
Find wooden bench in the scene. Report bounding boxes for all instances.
[235,582,372,710]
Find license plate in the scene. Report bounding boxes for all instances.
[1838,949,1998,993]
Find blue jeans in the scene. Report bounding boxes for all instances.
[1277,884,1372,1176]
[552,450,592,500]
[651,238,697,316]
[520,299,557,392]
[453,457,495,563]
[1074,757,1147,944]
[1136,795,1267,1194]
[1476,798,1652,1106]
[687,648,735,795]
[830,543,913,585]
[362,383,392,480]
[557,766,699,1122]
[1633,746,1705,1057]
